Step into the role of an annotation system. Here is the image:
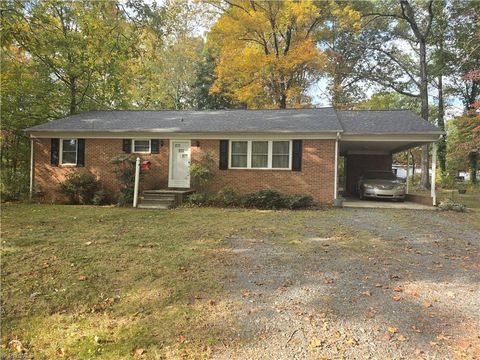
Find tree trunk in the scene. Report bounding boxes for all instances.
[437,75,446,172]
[69,77,77,115]
[279,93,287,109]
[419,39,430,189]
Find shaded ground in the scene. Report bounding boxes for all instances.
[1,205,479,359]
[213,209,480,359]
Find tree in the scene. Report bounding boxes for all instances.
[2,0,137,115]
[361,0,435,189]
[194,47,237,109]
[207,0,326,109]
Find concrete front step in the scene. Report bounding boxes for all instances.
[138,189,194,210]
[137,203,171,210]
[143,194,176,201]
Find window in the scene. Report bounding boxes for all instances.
[229,140,291,169]
[133,139,151,153]
[272,141,290,168]
[231,141,248,168]
[60,139,77,165]
[251,141,268,168]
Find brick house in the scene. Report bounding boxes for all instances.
[25,108,443,205]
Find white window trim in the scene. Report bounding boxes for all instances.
[229,140,292,170]
[132,139,151,154]
[59,138,78,166]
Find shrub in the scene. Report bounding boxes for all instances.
[190,151,215,192]
[58,172,99,204]
[0,170,30,202]
[111,154,140,207]
[213,186,243,207]
[185,192,212,206]
[92,188,109,205]
[287,194,314,209]
[244,189,288,209]
[438,199,466,212]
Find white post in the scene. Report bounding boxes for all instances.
[333,135,339,200]
[431,143,437,206]
[29,138,34,200]
[406,151,410,195]
[133,157,140,208]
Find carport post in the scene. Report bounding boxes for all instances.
[333,134,339,200]
[431,143,437,206]
[406,151,410,194]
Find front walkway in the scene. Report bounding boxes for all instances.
[342,197,435,210]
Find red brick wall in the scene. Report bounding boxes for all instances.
[191,140,335,204]
[33,138,170,202]
[33,138,335,204]
[345,154,393,195]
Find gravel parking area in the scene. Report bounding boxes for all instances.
[213,209,480,359]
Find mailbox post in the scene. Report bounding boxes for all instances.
[133,157,140,208]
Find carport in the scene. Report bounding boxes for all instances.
[334,110,444,206]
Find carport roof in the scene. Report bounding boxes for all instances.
[336,110,443,135]
[25,108,443,136]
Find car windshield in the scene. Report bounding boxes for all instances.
[363,171,397,180]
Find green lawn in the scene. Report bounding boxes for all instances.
[1,204,319,359]
[2,204,479,359]
[412,186,480,209]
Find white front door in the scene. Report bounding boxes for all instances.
[169,140,191,188]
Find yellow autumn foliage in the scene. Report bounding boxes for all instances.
[208,0,327,109]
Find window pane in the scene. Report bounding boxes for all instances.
[63,139,77,152]
[251,155,268,168]
[251,141,268,168]
[272,155,289,168]
[62,151,77,164]
[231,155,247,167]
[134,140,150,152]
[232,141,247,154]
[251,141,268,154]
[273,141,289,155]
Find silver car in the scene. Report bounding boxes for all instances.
[357,170,406,201]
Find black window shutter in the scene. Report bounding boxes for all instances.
[151,139,160,154]
[51,138,59,166]
[122,139,131,153]
[292,140,302,171]
[77,139,85,167]
[219,140,229,170]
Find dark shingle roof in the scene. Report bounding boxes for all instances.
[25,108,341,133]
[25,108,443,135]
[336,110,442,134]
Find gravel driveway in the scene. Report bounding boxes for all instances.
[213,209,480,360]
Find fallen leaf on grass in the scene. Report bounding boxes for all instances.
[309,338,324,348]
[387,327,397,334]
[398,335,408,342]
[208,299,216,306]
[8,340,27,353]
[393,295,402,301]
[85,241,92,245]
[133,348,144,357]
[78,275,87,281]
[177,335,186,343]
[361,290,372,297]
[324,278,335,284]
[423,301,432,308]
[393,287,403,292]
[415,348,423,356]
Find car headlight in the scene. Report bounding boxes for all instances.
[363,184,374,189]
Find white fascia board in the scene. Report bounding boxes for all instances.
[341,133,443,142]
[28,131,340,140]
